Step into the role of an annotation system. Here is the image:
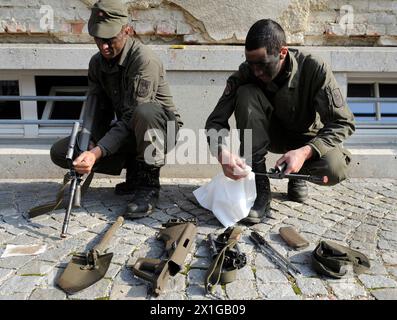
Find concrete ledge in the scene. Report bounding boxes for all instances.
[1,44,397,72]
[1,144,396,179]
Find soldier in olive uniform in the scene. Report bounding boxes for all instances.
[50,0,182,219]
[205,19,355,225]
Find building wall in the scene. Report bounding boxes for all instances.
[0,0,397,46]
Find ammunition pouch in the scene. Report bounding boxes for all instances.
[205,227,246,292]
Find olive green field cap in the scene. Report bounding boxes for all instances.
[88,0,128,38]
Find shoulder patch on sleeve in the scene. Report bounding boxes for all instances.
[137,79,151,98]
[330,88,344,108]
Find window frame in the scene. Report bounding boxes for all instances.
[346,74,397,145]
[0,70,88,139]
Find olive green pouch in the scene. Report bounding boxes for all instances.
[279,226,309,250]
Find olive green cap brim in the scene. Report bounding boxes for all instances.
[88,20,125,38]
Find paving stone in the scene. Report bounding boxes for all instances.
[358,275,397,289]
[291,263,318,277]
[329,282,368,299]
[190,257,211,269]
[155,292,187,300]
[0,256,36,269]
[0,275,43,295]
[0,292,30,300]
[289,248,315,265]
[187,269,206,286]
[258,283,298,300]
[165,273,186,293]
[378,239,397,251]
[236,265,255,281]
[387,267,397,278]
[296,278,328,296]
[382,252,397,265]
[17,261,55,276]
[225,280,258,300]
[110,284,148,300]
[380,230,397,242]
[371,288,397,300]
[40,267,65,288]
[254,253,276,269]
[186,285,211,300]
[68,278,112,300]
[114,266,144,286]
[194,244,210,258]
[256,269,289,284]
[29,288,66,300]
[0,232,16,245]
[367,262,389,275]
[0,268,14,284]
[104,263,123,280]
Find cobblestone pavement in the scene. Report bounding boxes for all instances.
[0,177,396,300]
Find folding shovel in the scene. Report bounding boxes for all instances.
[57,216,124,294]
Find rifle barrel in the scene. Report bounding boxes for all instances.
[61,177,78,238]
[66,122,80,162]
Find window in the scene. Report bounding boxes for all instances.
[0,80,21,119]
[347,82,397,126]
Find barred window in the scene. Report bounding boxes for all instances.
[347,83,397,125]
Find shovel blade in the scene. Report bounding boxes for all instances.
[57,253,113,294]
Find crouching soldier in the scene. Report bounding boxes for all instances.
[205,19,355,225]
[50,0,182,219]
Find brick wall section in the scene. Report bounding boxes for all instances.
[0,0,396,45]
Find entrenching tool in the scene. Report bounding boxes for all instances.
[57,216,124,294]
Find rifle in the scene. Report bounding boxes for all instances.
[60,121,82,238]
[250,231,301,278]
[132,218,197,296]
[29,95,98,238]
[255,162,328,184]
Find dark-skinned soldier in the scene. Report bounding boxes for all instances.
[205,19,355,225]
[50,0,182,219]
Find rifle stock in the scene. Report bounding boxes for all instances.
[133,219,197,295]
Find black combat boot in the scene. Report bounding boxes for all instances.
[124,161,160,219]
[287,179,308,203]
[115,159,139,196]
[241,159,271,225]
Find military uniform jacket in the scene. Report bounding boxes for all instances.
[205,49,355,158]
[88,37,180,157]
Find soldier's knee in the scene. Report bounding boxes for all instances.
[321,150,352,186]
[50,139,68,169]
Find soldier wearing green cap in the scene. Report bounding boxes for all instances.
[50,0,182,219]
[205,19,355,225]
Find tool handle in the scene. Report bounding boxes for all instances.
[93,216,124,254]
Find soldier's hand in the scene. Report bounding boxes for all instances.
[276,146,313,174]
[73,151,97,174]
[218,149,249,180]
